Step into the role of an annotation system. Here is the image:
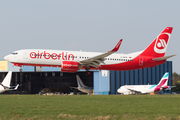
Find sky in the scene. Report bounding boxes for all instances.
[0,0,180,73]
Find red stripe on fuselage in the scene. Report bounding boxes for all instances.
[13,56,165,71]
[100,56,165,71]
[13,63,61,68]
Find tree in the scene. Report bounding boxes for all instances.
[172,72,180,92]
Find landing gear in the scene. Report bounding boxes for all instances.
[87,72,91,75]
[85,67,90,76]
[85,67,90,71]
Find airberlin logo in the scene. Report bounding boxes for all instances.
[63,64,78,67]
[30,51,75,60]
[156,39,167,49]
[154,33,170,54]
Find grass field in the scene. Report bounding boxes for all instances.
[0,95,180,120]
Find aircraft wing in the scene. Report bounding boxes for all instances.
[79,39,123,68]
[14,84,19,90]
[69,86,78,89]
[127,88,147,94]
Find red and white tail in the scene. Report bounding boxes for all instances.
[140,27,173,58]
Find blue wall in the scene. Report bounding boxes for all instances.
[22,66,60,72]
[110,61,172,94]
[22,66,34,71]
[94,70,110,95]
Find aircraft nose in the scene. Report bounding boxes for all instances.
[4,55,9,61]
[117,88,121,93]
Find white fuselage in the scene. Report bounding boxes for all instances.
[117,72,170,95]
[117,85,159,94]
[6,49,140,65]
[0,85,6,93]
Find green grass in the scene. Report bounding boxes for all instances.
[0,95,180,120]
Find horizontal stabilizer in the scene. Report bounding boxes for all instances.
[166,86,176,90]
[153,55,176,61]
[6,84,19,91]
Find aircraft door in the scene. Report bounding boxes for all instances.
[9,56,13,61]
[23,51,28,59]
[139,57,143,66]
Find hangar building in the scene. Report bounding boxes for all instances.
[0,61,172,94]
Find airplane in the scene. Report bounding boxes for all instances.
[70,75,93,94]
[0,71,19,93]
[117,72,171,95]
[4,27,175,73]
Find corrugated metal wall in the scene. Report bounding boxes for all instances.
[110,61,172,94]
[94,70,110,95]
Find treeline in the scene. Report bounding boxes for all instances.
[172,72,180,92]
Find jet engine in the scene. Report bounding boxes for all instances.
[61,61,79,72]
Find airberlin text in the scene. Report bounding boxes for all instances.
[30,51,74,60]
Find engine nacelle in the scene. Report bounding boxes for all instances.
[61,61,79,72]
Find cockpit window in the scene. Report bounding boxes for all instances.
[11,53,18,55]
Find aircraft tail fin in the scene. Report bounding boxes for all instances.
[1,71,12,88]
[140,27,173,58]
[158,72,169,87]
[76,75,86,88]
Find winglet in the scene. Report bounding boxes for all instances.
[111,39,123,52]
[14,84,19,90]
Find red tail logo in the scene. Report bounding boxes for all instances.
[154,33,170,53]
[156,39,167,49]
[159,79,167,86]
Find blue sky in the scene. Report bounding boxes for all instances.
[0,1,179,73]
